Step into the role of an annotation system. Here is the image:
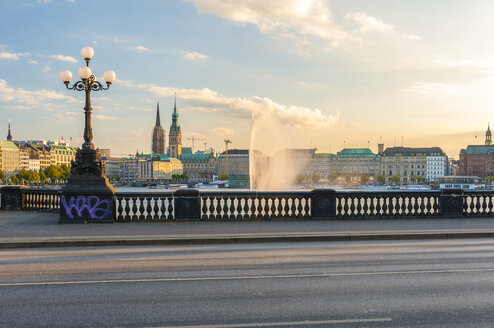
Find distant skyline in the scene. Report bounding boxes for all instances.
[2,0,494,158]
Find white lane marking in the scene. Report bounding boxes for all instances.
[1,268,494,287]
[147,318,393,328]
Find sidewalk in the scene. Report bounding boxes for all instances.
[2,211,494,248]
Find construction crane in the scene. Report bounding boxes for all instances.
[187,136,207,152]
[224,139,232,177]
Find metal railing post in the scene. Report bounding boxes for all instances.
[311,189,337,219]
[174,189,201,219]
[0,186,26,210]
[439,188,464,217]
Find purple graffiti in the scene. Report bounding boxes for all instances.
[61,195,112,219]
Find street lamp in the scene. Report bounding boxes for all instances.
[58,46,116,223]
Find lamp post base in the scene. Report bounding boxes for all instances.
[59,147,116,224]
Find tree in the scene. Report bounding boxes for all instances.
[414,176,424,183]
[218,174,228,181]
[60,164,71,180]
[485,176,494,184]
[9,175,19,185]
[312,174,320,183]
[0,170,5,183]
[39,170,47,183]
[344,175,352,183]
[376,175,385,185]
[44,165,62,181]
[328,174,337,183]
[391,175,401,184]
[360,175,369,184]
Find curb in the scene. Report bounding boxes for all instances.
[3,230,494,248]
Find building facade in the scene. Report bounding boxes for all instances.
[152,102,165,154]
[140,157,183,180]
[459,145,494,177]
[313,153,334,178]
[217,149,250,176]
[381,147,446,183]
[181,152,217,181]
[332,148,380,178]
[119,157,143,181]
[0,141,20,175]
[50,145,77,166]
[168,96,182,158]
[23,143,52,169]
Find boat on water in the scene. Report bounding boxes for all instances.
[399,185,431,190]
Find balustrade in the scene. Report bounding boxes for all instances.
[2,187,494,220]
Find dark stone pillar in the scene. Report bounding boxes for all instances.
[174,189,200,220]
[439,188,464,217]
[59,148,116,224]
[311,189,337,219]
[1,186,26,210]
[59,190,115,224]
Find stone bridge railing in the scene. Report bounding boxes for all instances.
[0,186,490,222]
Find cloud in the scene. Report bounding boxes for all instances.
[188,0,419,48]
[0,79,76,106]
[402,82,458,96]
[189,0,350,43]
[51,54,78,63]
[130,46,152,52]
[119,79,340,129]
[41,66,51,73]
[0,51,30,60]
[28,59,38,64]
[184,51,208,60]
[345,12,420,40]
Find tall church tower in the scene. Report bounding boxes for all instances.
[168,94,182,158]
[152,102,165,154]
[6,120,12,141]
[486,123,492,145]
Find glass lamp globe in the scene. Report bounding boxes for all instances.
[59,69,72,83]
[81,46,94,60]
[103,70,116,84]
[78,66,92,79]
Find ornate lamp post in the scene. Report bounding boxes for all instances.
[58,46,116,223]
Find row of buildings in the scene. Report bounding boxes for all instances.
[0,123,78,175]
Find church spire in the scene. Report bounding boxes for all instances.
[155,102,161,127]
[486,122,492,145]
[6,120,12,141]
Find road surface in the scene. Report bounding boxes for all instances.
[2,239,494,327]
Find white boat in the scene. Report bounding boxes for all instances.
[399,185,431,190]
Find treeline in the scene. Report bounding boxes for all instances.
[0,165,71,185]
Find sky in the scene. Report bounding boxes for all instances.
[1,0,494,158]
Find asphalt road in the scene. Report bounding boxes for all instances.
[2,239,494,327]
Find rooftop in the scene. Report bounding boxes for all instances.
[0,140,19,150]
[460,145,494,155]
[383,147,446,157]
[336,148,377,158]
